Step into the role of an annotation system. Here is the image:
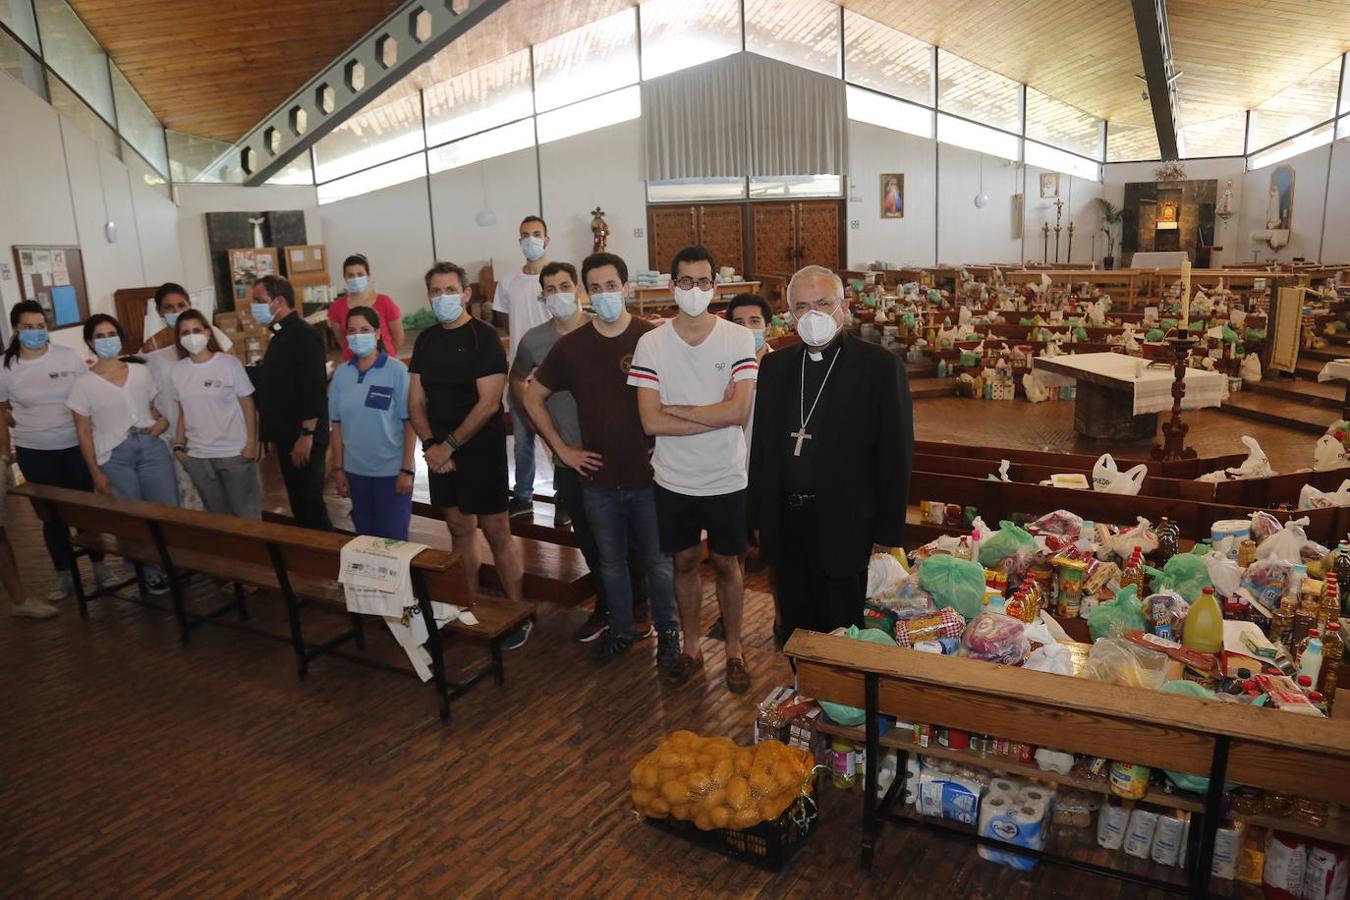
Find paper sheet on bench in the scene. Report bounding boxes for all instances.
[338,536,478,682]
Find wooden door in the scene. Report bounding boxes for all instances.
[647,206,697,274]
[796,200,842,271]
[696,204,745,276]
[751,203,798,276]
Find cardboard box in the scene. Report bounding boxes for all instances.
[215,312,240,331]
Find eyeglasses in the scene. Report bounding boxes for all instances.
[674,276,714,290]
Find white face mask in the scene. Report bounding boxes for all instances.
[520,236,546,262]
[182,333,210,355]
[673,285,714,317]
[795,309,840,347]
[545,291,578,321]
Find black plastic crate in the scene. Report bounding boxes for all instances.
[643,796,816,871]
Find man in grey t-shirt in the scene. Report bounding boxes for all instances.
[508,261,647,644]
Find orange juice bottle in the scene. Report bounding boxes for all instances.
[1182,587,1224,654]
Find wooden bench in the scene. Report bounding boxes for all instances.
[786,629,1350,897]
[913,440,1245,480]
[15,482,532,724]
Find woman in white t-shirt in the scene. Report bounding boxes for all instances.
[139,282,234,510]
[0,300,116,602]
[170,310,260,521]
[67,314,177,594]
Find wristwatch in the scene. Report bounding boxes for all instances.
[400,468,415,477]
[423,436,445,448]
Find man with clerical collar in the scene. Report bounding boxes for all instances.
[747,264,914,648]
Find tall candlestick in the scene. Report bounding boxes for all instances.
[1180,259,1192,330]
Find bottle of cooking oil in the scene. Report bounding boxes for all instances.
[1321,575,1341,629]
[1322,621,1344,700]
[1183,587,1224,654]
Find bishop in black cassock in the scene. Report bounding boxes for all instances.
[747,268,913,646]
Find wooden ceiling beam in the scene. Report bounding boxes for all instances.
[1129,0,1180,159]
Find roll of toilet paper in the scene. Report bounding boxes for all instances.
[1097,805,1129,850]
[989,778,1020,799]
[1018,787,1052,816]
[977,796,1046,871]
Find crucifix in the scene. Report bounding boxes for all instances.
[790,426,812,457]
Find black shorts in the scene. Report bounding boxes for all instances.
[654,485,749,557]
[428,441,509,515]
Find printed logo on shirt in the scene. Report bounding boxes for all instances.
[715,361,726,372]
[49,369,79,380]
[365,385,394,410]
[619,353,634,374]
[202,379,226,389]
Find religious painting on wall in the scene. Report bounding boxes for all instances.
[880,174,904,218]
[1040,172,1060,199]
[1267,165,1295,230]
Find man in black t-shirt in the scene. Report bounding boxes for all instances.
[409,262,529,648]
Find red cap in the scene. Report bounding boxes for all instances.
[1298,675,1313,687]
[1310,691,1326,702]
[1309,629,1321,637]
[1330,622,1343,632]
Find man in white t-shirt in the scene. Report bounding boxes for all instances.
[493,215,554,518]
[630,246,758,694]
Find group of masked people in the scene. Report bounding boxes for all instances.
[1,214,913,697]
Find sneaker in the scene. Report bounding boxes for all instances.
[656,627,682,671]
[145,573,171,596]
[11,600,59,619]
[508,496,533,519]
[590,631,635,662]
[634,618,655,640]
[47,572,73,601]
[502,619,533,651]
[553,506,572,528]
[92,562,121,589]
[725,657,751,694]
[573,608,608,643]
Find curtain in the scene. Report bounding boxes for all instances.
[641,52,846,181]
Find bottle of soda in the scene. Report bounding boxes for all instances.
[1336,542,1350,614]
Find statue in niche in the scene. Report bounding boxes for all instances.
[1217,181,1233,218]
[247,216,266,249]
[1267,165,1295,231]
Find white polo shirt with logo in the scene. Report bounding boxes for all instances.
[627,316,758,496]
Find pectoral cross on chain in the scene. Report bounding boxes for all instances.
[790,426,812,457]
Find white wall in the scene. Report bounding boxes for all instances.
[321,176,433,318]
[538,118,647,270]
[1321,140,1350,262]
[429,146,539,287]
[846,120,938,267]
[1239,142,1331,265]
[0,72,182,349]
[937,144,1022,266]
[173,183,323,304]
[1021,165,1103,266]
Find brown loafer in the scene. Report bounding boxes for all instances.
[664,653,704,685]
[725,657,750,694]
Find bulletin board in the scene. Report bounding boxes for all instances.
[12,245,90,331]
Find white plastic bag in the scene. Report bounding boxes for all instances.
[1314,434,1349,471]
[1299,479,1350,510]
[1106,517,1159,559]
[1023,372,1051,402]
[1092,453,1149,495]
[866,552,908,599]
[1202,436,1273,482]
[1256,516,1312,563]
[1203,550,1243,597]
[1240,353,1262,384]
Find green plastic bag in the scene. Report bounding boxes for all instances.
[1160,317,1178,331]
[1158,552,1212,602]
[1088,585,1148,641]
[1245,327,1267,343]
[402,307,438,330]
[1071,326,1088,341]
[1158,681,1239,793]
[1189,319,1206,332]
[1221,325,1238,344]
[959,349,981,367]
[818,626,897,726]
[1146,328,1165,342]
[1019,317,1036,327]
[978,520,1037,570]
[919,555,987,620]
[901,313,917,329]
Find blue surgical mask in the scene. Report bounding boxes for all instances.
[520,236,546,262]
[591,291,625,323]
[18,329,49,350]
[545,291,578,322]
[346,275,370,295]
[347,332,378,357]
[93,336,123,359]
[432,294,463,323]
[251,301,274,325]
[750,327,766,350]
[163,312,180,328]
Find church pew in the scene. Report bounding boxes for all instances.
[1211,466,1350,512]
[911,453,1218,503]
[908,469,1350,543]
[15,482,531,724]
[912,440,1246,479]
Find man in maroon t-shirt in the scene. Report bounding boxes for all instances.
[526,252,680,669]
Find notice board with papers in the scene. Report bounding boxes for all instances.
[12,244,90,331]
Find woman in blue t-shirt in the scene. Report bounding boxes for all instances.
[329,306,415,540]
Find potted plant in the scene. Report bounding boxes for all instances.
[1095,198,1124,270]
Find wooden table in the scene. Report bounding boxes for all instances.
[1318,358,1350,419]
[1032,351,1229,441]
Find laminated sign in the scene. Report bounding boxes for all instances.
[337,535,477,681]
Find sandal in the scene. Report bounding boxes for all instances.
[725,657,750,694]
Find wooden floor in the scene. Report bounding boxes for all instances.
[0,394,1311,897]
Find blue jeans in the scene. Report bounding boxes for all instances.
[509,392,535,501]
[581,485,677,640]
[347,472,412,540]
[103,432,178,579]
[15,444,104,571]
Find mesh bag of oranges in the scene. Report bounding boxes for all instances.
[629,730,815,831]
